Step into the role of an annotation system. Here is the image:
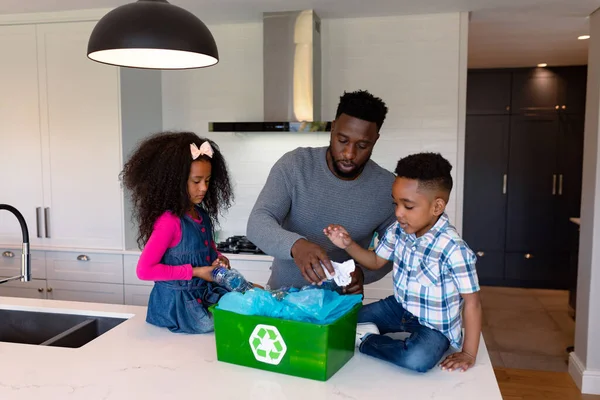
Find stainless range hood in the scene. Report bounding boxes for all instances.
[208,10,331,133]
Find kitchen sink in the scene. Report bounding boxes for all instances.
[0,309,126,348]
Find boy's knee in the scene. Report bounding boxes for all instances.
[400,348,442,373]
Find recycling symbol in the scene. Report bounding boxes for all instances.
[249,324,287,365]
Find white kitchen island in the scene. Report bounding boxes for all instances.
[0,296,502,400]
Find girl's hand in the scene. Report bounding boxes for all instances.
[192,265,217,281]
[213,255,230,269]
[323,224,353,249]
[440,351,476,372]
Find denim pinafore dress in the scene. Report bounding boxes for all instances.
[146,207,228,334]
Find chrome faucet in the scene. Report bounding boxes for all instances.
[0,204,31,284]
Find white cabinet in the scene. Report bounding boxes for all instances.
[0,250,125,305]
[124,254,151,286]
[124,285,152,306]
[0,25,45,246]
[0,248,46,279]
[46,251,123,284]
[36,22,124,249]
[0,279,47,300]
[47,280,124,305]
[0,19,162,251]
[123,254,151,306]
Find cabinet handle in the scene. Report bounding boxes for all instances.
[477,251,485,257]
[36,207,42,238]
[552,174,557,195]
[505,106,510,111]
[77,255,90,261]
[559,174,563,195]
[562,105,567,110]
[555,105,560,110]
[2,251,14,258]
[524,253,534,259]
[47,287,53,293]
[38,288,44,293]
[44,207,51,238]
[502,174,507,194]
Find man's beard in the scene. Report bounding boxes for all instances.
[328,147,367,180]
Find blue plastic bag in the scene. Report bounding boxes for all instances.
[216,286,362,325]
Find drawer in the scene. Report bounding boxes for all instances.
[124,284,152,306]
[47,280,124,305]
[123,254,152,286]
[0,278,47,300]
[46,252,124,284]
[0,249,46,279]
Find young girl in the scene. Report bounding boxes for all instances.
[121,131,235,334]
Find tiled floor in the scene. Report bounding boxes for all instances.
[480,286,575,372]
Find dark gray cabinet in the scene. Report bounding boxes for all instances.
[464,115,509,251]
[505,115,559,253]
[466,70,512,115]
[464,66,586,289]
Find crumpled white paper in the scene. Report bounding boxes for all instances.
[322,259,356,287]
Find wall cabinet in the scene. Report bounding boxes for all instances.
[0,20,162,251]
[464,66,586,289]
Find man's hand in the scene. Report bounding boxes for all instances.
[291,239,335,284]
[343,266,364,295]
[440,351,476,372]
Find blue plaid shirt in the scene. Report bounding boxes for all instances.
[375,213,480,348]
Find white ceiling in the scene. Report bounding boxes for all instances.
[1,0,599,68]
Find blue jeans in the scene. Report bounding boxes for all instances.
[358,295,450,373]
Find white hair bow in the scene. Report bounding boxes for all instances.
[190,141,214,159]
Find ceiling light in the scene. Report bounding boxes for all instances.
[87,0,219,70]
[537,63,547,67]
[578,35,591,40]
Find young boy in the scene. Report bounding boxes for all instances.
[324,152,482,373]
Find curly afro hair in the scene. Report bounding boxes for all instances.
[121,131,233,248]
[394,152,453,194]
[335,90,388,131]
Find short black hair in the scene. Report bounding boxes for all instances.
[395,152,453,194]
[335,90,388,131]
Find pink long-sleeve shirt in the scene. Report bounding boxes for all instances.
[136,212,220,281]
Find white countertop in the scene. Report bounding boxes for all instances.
[0,296,502,400]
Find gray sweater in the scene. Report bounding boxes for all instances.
[247,146,396,289]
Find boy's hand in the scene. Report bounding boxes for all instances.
[323,224,353,249]
[440,351,476,372]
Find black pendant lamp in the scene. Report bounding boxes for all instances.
[87,0,218,69]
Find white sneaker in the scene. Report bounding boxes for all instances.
[355,322,380,347]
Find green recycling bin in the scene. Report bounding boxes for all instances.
[209,303,361,381]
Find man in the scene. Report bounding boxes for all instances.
[246,90,396,294]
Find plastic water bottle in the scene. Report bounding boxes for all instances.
[212,267,254,292]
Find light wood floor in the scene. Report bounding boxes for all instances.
[495,368,600,400]
[481,286,574,372]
